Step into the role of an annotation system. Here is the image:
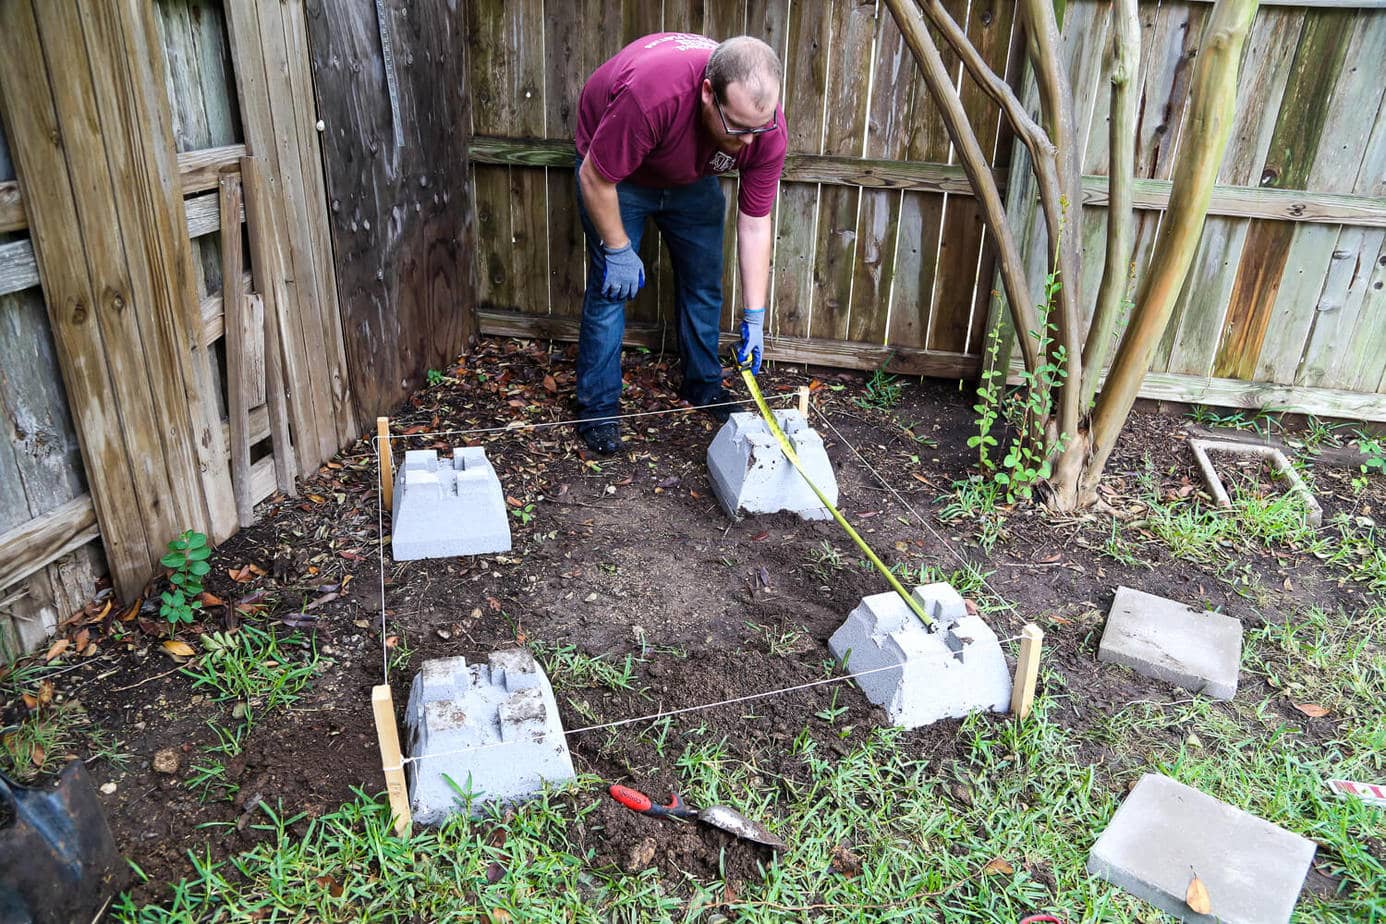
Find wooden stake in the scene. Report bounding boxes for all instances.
[797,385,811,417]
[1010,623,1043,719]
[377,417,393,509]
[371,684,412,837]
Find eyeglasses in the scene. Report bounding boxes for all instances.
[713,95,778,137]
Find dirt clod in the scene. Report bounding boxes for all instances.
[150,748,181,775]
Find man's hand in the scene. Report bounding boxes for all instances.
[737,308,766,374]
[600,242,646,301]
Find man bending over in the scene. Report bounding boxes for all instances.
[573,33,786,455]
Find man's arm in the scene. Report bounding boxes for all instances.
[735,210,774,372]
[736,210,773,310]
[579,157,630,249]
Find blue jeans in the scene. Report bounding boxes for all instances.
[574,163,725,430]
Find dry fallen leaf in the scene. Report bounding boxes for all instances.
[1186,873,1211,914]
[982,858,1014,876]
[30,743,45,768]
[1294,703,1330,718]
[44,639,70,662]
[161,639,196,659]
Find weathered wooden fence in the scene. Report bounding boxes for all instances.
[469,0,1386,419]
[0,0,355,646]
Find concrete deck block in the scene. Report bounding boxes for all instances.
[1099,586,1242,700]
[707,410,836,521]
[1088,773,1316,923]
[391,447,512,560]
[404,651,575,824]
[828,583,1011,728]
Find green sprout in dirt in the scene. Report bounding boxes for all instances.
[529,640,644,695]
[805,540,847,584]
[969,322,1004,471]
[182,625,320,729]
[160,530,211,624]
[511,503,536,525]
[853,367,903,410]
[1352,430,1386,492]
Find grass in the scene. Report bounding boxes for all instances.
[805,540,848,584]
[853,368,903,410]
[939,477,1008,553]
[181,624,321,729]
[529,641,644,694]
[746,621,805,656]
[113,607,1386,921]
[1,660,130,781]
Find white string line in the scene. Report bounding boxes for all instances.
[391,635,1026,770]
[809,406,1013,610]
[372,392,801,683]
[370,393,800,444]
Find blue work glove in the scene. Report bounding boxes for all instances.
[737,308,766,374]
[600,241,646,301]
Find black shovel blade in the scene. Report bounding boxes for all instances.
[698,804,788,851]
[0,759,125,924]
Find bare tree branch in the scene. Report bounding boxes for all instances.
[1079,0,1141,408]
[1018,0,1084,453]
[882,0,1041,375]
[1078,0,1259,503]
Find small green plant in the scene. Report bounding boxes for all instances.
[529,641,644,694]
[746,621,805,656]
[159,530,211,624]
[939,477,1006,552]
[1354,430,1386,477]
[969,324,1003,471]
[853,367,903,410]
[425,368,446,386]
[511,503,536,525]
[186,721,246,803]
[805,541,847,583]
[815,688,849,724]
[182,626,320,728]
[968,270,1069,502]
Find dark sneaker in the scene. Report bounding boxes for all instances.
[580,422,621,456]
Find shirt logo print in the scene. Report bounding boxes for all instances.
[709,151,735,173]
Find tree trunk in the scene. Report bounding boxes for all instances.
[1079,0,1141,409]
[1062,0,1259,508]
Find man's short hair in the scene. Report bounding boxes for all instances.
[705,36,782,109]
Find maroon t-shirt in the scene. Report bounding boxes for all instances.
[576,33,788,218]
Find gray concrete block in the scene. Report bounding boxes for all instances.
[828,583,1011,728]
[1087,773,1316,923]
[391,448,512,560]
[707,410,836,521]
[404,651,575,824]
[1099,586,1242,700]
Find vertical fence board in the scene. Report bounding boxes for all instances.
[1156,7,1303,376]
[1213,8,1354,381]
[0,1,154,594]
[1253,13,1386,385]
[771,0,828,340]
[306,0,474,423]
[809,0,874,343]
[888,0,961,351]
[226,0,336,474]
[929,0,1016,354]
[1298,88,1386,391]
[546,1,586,319]
[848,4,912,345]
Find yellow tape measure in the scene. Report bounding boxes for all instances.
[738,368,934,629]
